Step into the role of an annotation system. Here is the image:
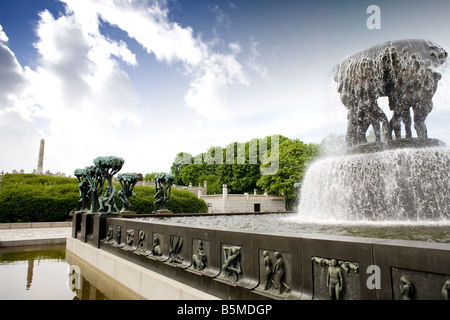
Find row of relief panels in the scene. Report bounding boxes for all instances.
[98,224,450,300]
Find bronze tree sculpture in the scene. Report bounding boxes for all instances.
[118,172,139,212]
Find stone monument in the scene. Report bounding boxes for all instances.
[36,139,45,174]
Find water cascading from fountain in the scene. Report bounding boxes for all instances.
[297,39,450,222]
[297,147,450,221]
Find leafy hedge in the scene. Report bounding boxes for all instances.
[0,174,207,223]
[0,174,79,223]
[127,185,208,214]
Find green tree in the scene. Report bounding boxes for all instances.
[144,171,166,182]
[170,135,320,208]
[257,138,319,209]
[170,152,193,185]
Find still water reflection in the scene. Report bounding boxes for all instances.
[0,244,142,300]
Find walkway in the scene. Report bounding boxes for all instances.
[0,222,71,247]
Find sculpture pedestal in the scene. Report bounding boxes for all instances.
[118,211,137,218]
[347,138,446,155]
[71,212,116,248]
[154,209,173,215]
[71,211,85,239]
[91,214,116,248]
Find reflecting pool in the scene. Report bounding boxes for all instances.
[0,244,143,300]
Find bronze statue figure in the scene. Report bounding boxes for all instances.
[192,240,207,271]
[75,156,124,214]
[327,259,344,300]
[262,251,274,290]
[152,234,163,256]
[273,252,290,294]
[333,39,447,148]
[74,168,90,212]
[222,246,242,282]
[118,172,139,212]
[399,275,414,300]
[153,173,175,213]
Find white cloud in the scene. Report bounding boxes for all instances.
[246,39,270,81]
[0,110,43,173]
[0,26,26,110]
[228,42,241,55]
[67,0,205,66]
[185,52,249,119]
[0,25,9,42]
[33,10,140,114]
[0,26,43,172]
[0,5,147,173]
[60,0,249,119]
[0,0,254,174]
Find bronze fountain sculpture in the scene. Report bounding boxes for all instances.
[333,39,447,149]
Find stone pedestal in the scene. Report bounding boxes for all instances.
[80,212,95,243]
[91,214,116,248]
[154,209,173,215]
[347,138,446,155]
[71,211,85,239]
[118,211,137,218]
[72,212,116,247]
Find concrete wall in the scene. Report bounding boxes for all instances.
[201,194,285,213]
[201,185,285,214]
[66,237,219,300]
[137,181,286,213]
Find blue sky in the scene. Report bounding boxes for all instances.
[1,0,450,176]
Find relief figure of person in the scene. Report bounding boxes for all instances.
[327,259,343,300]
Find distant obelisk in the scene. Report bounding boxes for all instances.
[37,139,45,174]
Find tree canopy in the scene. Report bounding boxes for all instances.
[170,135,320,209]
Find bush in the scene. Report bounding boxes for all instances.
[0,174,79,223]
[0,174,207,223]
[128,186,207,214]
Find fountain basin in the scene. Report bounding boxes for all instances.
[137,213,450,243]
[70,212,450,300]
[347,138,446,154]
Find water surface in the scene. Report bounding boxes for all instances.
[0,244,142,300]
[137,213,450,243]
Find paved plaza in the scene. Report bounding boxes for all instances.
[0,223,71,247]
